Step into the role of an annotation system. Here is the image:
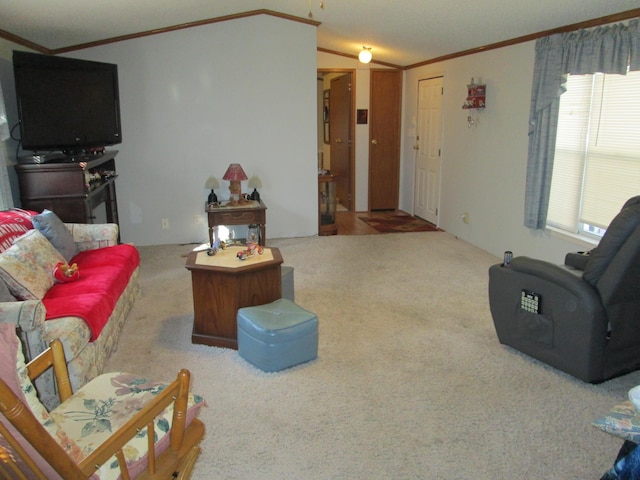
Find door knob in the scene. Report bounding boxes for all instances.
[371,139,378,145]
[413,144,419,150]
[335,138,342,143]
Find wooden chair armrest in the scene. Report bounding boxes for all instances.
[26,339,73,402]
[0,375,84,479]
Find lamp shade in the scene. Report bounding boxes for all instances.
[359,47,372,64]
[248,175,262,189]
[204,176,219,189]
[223,163,248,181]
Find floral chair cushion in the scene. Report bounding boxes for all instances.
[1,322,205,479]
[47,372,205,480]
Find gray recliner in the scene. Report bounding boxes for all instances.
[488,196,640,383]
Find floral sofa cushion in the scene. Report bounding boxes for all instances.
[0,229,65,300]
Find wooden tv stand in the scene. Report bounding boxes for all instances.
[15,150,120,227]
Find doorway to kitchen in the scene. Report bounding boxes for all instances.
[317,70,355,211]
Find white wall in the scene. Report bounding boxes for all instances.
[2,14,318,246]
[0,24,600,261]
[402,42,595,263]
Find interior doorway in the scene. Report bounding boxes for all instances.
[317,70,355,211]
[414,76,443,224]
[368,69,402,211]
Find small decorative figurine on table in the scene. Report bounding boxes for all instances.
[237,226,263,260]
[207,238,226,256]
[236,242,264,260]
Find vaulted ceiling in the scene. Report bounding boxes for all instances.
[1,1,639,67]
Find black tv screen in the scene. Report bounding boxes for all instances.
[13,50,122,154]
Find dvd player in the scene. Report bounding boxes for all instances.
[17,151,106,164]
[17,153,68,164]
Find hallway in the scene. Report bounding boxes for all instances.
[335,210,416,235]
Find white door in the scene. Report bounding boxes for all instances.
[414,77,443,224]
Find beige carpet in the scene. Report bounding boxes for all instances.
[105,232,638,479]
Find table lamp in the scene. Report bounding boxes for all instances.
[223,163,248,205]
[248,175,262,202]
[205,176,219,205]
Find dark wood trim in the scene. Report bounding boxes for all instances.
[51,9,319,54]
[0,10,319,55]
[0,28,51,54]
[0,7,637,68]
[404,8,640,70]
[318,47,403,70]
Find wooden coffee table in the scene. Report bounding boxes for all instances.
[185,246,283,349]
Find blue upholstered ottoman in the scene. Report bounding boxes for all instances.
[237,298,318,372]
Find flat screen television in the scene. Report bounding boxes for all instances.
[13,50,122,155]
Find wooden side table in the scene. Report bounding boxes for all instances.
[205,200,266,246]
[185,246,283,349]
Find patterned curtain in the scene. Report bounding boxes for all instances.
[524,19,640,229]
[0,82,13,211]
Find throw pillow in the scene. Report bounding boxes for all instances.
[0,208,37,253]
[32,209,78,262]
[0,229,65,300]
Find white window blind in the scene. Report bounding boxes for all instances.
[548,71,640,234]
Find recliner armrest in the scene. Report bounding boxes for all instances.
[508,256,600,306]
[564,251,590,271]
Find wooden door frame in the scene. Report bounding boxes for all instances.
[318,68,356,211]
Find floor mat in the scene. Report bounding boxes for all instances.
[358,214,439,233]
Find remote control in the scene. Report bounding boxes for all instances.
[521,290,541,313]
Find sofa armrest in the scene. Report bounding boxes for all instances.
[65,223,119,251]
[0,301,47,361]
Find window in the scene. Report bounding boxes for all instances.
[547,70,640,238]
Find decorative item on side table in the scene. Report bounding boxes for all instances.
[237,224,263,260]
[205,175,219,206]
[223,163,248,205]
[318,174,338,235]
[248,175,262,202]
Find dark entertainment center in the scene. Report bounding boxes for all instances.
[11,50,123,228]
[15,151,120,226]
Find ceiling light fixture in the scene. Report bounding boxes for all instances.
[358,46,372,64]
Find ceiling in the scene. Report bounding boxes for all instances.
[1,0,639,67]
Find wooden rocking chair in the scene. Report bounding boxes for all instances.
[0,336,205,479]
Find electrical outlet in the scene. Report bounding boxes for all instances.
[193,215,204,225]
[161,218,169,229]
